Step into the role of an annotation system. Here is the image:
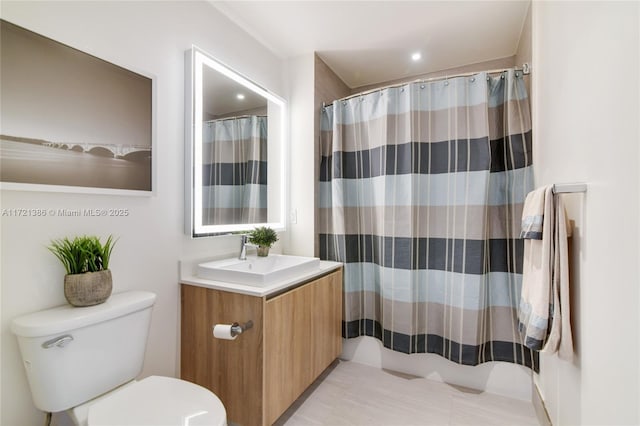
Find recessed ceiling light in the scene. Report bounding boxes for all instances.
[411,52,422,61]
[236,93,245,100]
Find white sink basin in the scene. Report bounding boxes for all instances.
[197,254,321,286]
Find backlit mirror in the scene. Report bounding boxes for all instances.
[185,46,286,237]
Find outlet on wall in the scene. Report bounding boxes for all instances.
[290,208,297,224]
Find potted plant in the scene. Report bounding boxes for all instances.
[247,226,278,257]
[48,235,117,307]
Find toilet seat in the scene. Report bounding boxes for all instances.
[87,376,226,426]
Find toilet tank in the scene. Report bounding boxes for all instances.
[11,291,156,413]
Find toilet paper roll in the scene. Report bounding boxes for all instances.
[213,324,237,340]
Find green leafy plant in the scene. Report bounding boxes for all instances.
[48,235,117,275]
[247,226,278,248]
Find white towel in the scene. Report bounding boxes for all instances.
[518,185,573,361]
[520,187,546,240]
[518,186,554,350]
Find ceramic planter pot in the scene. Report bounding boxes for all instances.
[64,269,112,307]
[257,246,270,257]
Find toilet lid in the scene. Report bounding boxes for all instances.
[88,376,226,426]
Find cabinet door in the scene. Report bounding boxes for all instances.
[310,269,343,379]
[264,269,342,425]
[264,281,312,425]
[181,285,264,426]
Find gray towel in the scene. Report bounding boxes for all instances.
[543,194,574,360]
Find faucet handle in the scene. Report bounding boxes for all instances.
[239,234,250,260]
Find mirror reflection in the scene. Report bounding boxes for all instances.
[185,46,286,237]
[202,67,268,225]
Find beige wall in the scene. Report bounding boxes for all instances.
[351,55,517,94]
[515,3,532,97]
[315,54,351,107]
[532,1,639,424]
[312,55,351,255]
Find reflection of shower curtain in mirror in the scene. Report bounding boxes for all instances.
[320,70,538,371]
[202,116,267,225]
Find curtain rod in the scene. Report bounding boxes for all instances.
[204,114,267,123]
[323,63,531,107]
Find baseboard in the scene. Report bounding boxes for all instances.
[532,382,552,426]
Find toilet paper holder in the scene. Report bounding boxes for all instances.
[230,320,253,337]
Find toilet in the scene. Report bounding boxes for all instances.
[11,291,226,426]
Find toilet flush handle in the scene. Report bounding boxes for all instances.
[42,334,74,349]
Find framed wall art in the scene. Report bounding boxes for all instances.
[0,19,154,195]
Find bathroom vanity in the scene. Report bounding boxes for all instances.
[180,258,343,426]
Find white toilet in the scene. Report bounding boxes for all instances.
[11,291,226,426]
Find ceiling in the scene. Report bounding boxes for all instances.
[211,0,531,88]
[203,66,266,117]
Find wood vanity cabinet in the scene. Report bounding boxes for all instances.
[181,268,343,426]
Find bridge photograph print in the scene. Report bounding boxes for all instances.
[0,19,153,194]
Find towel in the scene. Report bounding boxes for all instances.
[520,188,547,239]
[518,185,574,361]
[544,194,574,360]
[518,186,554,350]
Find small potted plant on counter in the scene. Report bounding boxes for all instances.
[247,226,278,257]
[48,235,117,307]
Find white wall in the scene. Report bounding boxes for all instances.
[532,1,640,424]
[0,2,284,425]
[286,53,316,257]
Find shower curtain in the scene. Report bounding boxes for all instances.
[319,70,538,370]
[202,115,267,225]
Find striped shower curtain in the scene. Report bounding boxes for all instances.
[202,115,267,225]
[319,70,538,370]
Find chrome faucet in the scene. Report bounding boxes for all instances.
[238,235,255,260]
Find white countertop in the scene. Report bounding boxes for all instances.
[179,256,342,297]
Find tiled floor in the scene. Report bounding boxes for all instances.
[275,360,540,426]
